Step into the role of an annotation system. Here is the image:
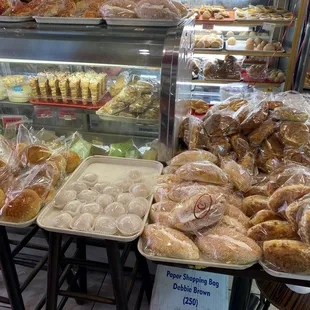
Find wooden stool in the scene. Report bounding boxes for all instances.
[256,280,310,310]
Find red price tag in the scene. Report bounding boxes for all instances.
[2,116,24,128]
[58,108,76,120]
[35,107,53,118]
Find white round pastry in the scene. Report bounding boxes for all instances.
[128,197,148,218]
[52,213,73,229]
[68,182,88,193]
[116,214,143,236]
[71,213,94,231]
[104,202,127,218]
[130,183,151,198]
[82,173,98,187]
[112,179,133,192]
[227,37,236,45]
[96,194,114,209]
[77,189,98,202]
[117,193,135,206]
[54,190,77,209]
[80,202,102,215]
[63,200,82,215]
[94,215,117,235]
[102,186,122,198]
[93,182,110,193]
[127,170,142,183]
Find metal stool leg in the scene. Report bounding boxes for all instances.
[46,232,62,310]
[0,226,25,310]
[76,238,87,294]
[229,277,252,310]
[106,240,128,310]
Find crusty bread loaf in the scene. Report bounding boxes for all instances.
[62,151,81,173]
[299,207,310,244]
[216,215,247,234]
[149,200,177,226]
[269,185,310,213]
[242,195,269,217]
[170,150,218,166]
[245,185,268,197]
[224,204,250,228]
[196,227,262,264]
[2,189,40,222]
[249,210,283,226]
[247,220,298,242]
[263,240,310,273]
[143,224,199,260]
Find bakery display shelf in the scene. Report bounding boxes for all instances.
[194,49,291,57]
[0,99,32,107]
[37,156,163,242]
[191,79,282,87]
[137,238,256,270]
[195,19,293,26]
[97,114,159,125]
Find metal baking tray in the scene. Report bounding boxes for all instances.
[97,114,159,125]
[33,16,103,25]
[0,16,33,22]
[226,40,285,53]
[138,238,257,270]
[259,262,310,281]
[37,156,163,242]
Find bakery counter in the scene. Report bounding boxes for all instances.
[194,49,291,57]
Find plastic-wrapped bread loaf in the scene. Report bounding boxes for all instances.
[149,200,177,226]
[143,224,199,260]
[298,206,310,244]
[224,204,250,228]
[242,195,269,217]
[249,209,283,226]
[215,215,247,234]
[196,227,262,264]
[169,150,218,166]
[263,240,310,273]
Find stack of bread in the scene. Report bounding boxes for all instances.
[29,70,107,105]
[96,72,160,120]
[142,92,310,274]
[195,31,223,49]
[0,126,82,223]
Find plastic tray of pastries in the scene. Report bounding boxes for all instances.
[37,156,163,242]
[137,238,257,270]
[33,16,103,25]
[0,16,33,22]
[226,40,285,53]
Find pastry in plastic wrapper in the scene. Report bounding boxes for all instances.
[169,193,226,232]
[196,227,262,265]
[176,161,229,185]
[143,224,199,260]
[216,215,247,234]
[169,150,218,166]
[242,195,269,217]
[298,204,310,244]
[263,240,310,274]
[224,205,250,228]
[272,106,308,122]
[162,165,178,175]
[285,195,310,228]
[154,183,174,202]
[249,209,283,226]
[149,200,177,226]
[248,119,275,146]
[100,4,137,18]
[230,134,250,158]
[279,121,309,148]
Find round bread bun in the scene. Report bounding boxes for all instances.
[246,38,255,45]
[249,31,256,36]
[27,184,55,204]
[227,36,236,45]
[25,145,51,165]
[62,151,81,174]
[210,41,220,48]
[245,43,255,50]
[195,40,204,48]
[255,44,264,51]
[2,189,40,222]
[254,38,262,45]
[263,43,275,51]
[48,154,66,173]
[202,10,211,20]
[226,31,234,36]
[40,161,61,186]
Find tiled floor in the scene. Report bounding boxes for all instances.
[0,233,279,310]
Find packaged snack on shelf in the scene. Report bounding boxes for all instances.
[108,139,141,158]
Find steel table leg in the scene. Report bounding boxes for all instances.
[76,238,87,294]
[46,232,62,310]
[106,240,128,310]
[229,277,252,310]
[0,226,25,310]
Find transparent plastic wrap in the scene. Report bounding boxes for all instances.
[32,0,77,17]
[203,55,242,80]
[175,161,229,185]
[1,0,36,17]
[169,149,217,166]
[100,1,137,18]
[149,200,177,226]
[242,195,268,217]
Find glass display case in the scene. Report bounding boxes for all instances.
[0,20,194,162]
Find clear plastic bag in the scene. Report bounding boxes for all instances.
[169,149,218,166]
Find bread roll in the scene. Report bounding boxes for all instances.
[299,207,310,244]
[247,220,298,242]
[269,185,310,213]
[2,189,40,222]
[224,204,250,228]
[263,240,310,273]
[62,151,81,173]
[143,224,199,260]
[242,195,268,217]
[48,154,67,173]
[25,145,51,164]
[249,210,283,226]
[279,122,309,148]
[196,227,262,264]
[27,184,55,204]
[216,215,247,234]
[170,150,218,166]
[149,200,177,226]
[176,161,229,185]
[285,197,310,227]
[40,161,60,186]
[170,193,226,232]
[230,134,250,158]
[221,159,252,192]
[154,183,174,202]
[245,185,268,197]
[156,174,182,184]
[248,119,275,146]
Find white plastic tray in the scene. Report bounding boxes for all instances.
[37,156,163,242]
[226,40,285,53]
[34,16,103,25]
[0,16,33,22]
[138,238,257,270]
[260,262,310,281]
[104,17,181,27]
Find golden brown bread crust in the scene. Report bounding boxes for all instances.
[216,215,247,234]
[143,224,199,260]
[27,184,55,204]
[149,200,177,226]
[170,150,218,166]
[248,119,275,146]
[0,189,5,209]
[242,195,268,217]
[48,154,67,173]
[279,121,309,148]
[2,189,40,222]
[224,204,250,228]
[299,207,310,244]
[245,185,268,197]
[263,240,310,273]
[25,145,51,164]
[249,210,283,226]
[247,220,298,242]
[62,151,81,173]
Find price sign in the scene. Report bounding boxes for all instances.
[2,115,24,128]
[58,108,76,120]
[151,265,228,310]
[262,22,276,31]
[35,107,53,119]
